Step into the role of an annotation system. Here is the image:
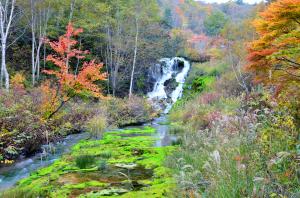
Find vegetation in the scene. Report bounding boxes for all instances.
[247,0,300,98]
[75,155,95,169]
[204,11,228,36]
[3,127,176,197]
[87,115,107,139]
[0,0,299,197]
[165,0,300,197]
[168,62,299,197]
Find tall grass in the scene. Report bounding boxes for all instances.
[75,155,95,169]
[167,61,299,197]
[87,114,107,138]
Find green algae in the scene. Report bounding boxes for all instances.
[11,126,176,197]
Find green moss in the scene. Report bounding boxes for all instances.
[64,181,107,189]
[108,126,156,136]
[12,126,176,197]
[110,180,175,198]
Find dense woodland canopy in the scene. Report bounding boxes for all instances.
[0,0,175,96]
[0,0,299,197]
[0,0,255,96]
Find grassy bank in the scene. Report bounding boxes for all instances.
[2,127,176,197]
[167,61,299,197]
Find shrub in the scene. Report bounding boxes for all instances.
[192,76,215,93]
[0,91,50,160]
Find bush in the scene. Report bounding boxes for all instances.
[192,76,215,93]
[0,90,50,161]
[214,71,251,97]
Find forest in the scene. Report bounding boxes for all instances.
[0,0,299,197]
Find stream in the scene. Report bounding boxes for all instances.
[0,116,175,191]
[0,57,190,192]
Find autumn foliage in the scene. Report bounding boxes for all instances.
[43,23,107,118]
[246,0,300,95]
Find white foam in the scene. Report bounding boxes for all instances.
[148,57,190,113]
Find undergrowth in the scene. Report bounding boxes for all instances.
[167,62,300,197]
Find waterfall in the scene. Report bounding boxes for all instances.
[147,57,190,113]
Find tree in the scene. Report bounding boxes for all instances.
[43,23,107,118]
[0,0,16,90]
[128,0,161,97]
[246,0,300,96]
[204,10,228,36]
[222,20,255,94]
[29,0,51,86]
[129,15,139,98]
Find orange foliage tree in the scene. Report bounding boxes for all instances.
[246,0,300,96]
[43,23,107,119]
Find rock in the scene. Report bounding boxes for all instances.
[164,78,178,96]
[210,150,221,166]
[98,188,128,196]
[147,57,190,113]
[131,148,144,156]
[115,163,137,170]
[253,177,264,182]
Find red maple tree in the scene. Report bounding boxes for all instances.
[43,23,107,118]
[246,0,300,96]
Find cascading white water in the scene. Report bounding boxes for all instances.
[147,57,190,113]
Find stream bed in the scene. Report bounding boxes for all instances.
[0,57,189,196]
[0,116,176,193]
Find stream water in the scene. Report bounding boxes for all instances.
[0,133,90,191]
[0,57,189,192]
[148,57,190,113]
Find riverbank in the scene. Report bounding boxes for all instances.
[0,94,156,164]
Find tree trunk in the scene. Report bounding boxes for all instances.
[66,0,76,71]
[36,41,42,80]
[31,31,36,85]
[1,43,9,90]
[112,20,121,97]
[129,17,139,98]
[31,0,36,86]
[0,0,16,90]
